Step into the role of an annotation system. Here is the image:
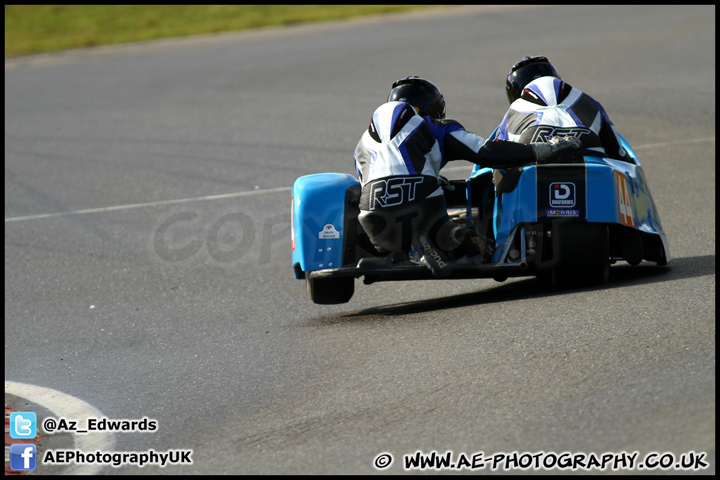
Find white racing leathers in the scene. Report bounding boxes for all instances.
[353,101,537,264]
[496,76,629,162]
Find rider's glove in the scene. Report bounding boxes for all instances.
[437,175,455,191]
[532,136,583,163]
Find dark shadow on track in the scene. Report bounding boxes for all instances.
[333,254,713,320]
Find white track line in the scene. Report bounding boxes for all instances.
[4,136,714,224]
[5,380,115,475]
[5,186,291,222]
[632,136,715,150]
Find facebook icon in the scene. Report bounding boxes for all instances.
[10,444,37,471]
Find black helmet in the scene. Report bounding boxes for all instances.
[387,76,446,120]
[505,56,560,104]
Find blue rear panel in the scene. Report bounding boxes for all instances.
[489,159,660,252]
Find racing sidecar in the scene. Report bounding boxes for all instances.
[291,134,670,304]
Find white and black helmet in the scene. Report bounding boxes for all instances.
[505,56,561,104]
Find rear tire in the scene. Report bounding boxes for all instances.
[306,271,354,304]
[551,222,610,289]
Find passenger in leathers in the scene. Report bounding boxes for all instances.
[353,76,581,277]
[492,55,631,206]
[499,55,630,160]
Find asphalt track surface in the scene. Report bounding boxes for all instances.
[5,5,715,475]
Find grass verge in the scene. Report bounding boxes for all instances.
[5,5,447,57]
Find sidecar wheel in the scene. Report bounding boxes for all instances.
[551,222,610,289]
[306,271,354,304]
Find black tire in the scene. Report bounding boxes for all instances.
[306,271,354,304]
[551,222,610,289]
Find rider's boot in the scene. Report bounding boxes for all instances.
[409,233,453,279]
